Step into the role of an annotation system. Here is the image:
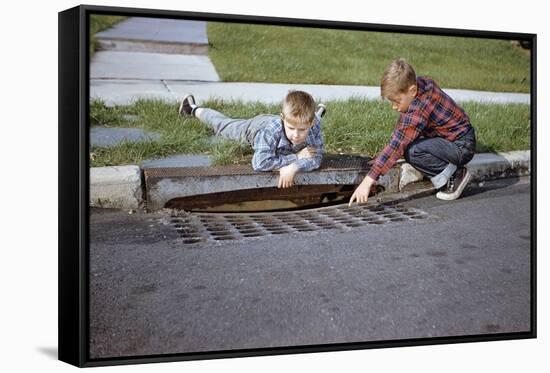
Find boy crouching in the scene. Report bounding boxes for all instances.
[350,58,476,205]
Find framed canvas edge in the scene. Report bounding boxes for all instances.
[58,3,538,368]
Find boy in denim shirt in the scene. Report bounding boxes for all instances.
[350,59,476,205]
[178,90,325,189]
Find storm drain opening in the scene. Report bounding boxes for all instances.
[170,202,430,245]
[164,184,387,213]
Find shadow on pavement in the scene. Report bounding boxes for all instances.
[462,176,522,199]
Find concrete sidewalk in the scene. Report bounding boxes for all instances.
[90,52,220,81]
[91,17,220,82]
[90,17,531,107]
[95,17,209,46]
[91,79,531,107]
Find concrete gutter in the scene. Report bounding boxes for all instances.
[89,151,531,211]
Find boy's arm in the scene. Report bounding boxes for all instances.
[294,121,324,172]
[367,125,421,181]
[349,124,421,205]
[350,111,428,205]
[252,129,298,171]
[367,110,428,181]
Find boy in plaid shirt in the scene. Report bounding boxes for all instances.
[350,59,476,205]
[178,90,325,189]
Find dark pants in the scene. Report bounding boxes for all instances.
[404,127,477,177]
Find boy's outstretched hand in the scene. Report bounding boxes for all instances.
[278,163,299,188]
[349,175,376,206]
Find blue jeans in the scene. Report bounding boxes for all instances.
[404,127,477,178]
[198,108,278,145]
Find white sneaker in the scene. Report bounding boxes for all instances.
[178,94,197,117]
[316,103,326,118]
[436,167,471,201]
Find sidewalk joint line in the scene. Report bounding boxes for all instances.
[161,80,174,94]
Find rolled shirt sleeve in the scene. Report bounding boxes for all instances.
[252,117,324,172]
[367,107,428,181]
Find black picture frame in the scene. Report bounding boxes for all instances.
[59,4,537,368]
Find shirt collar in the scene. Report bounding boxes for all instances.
[275,116,318,149]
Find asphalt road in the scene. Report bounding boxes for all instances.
[89,178,532,359]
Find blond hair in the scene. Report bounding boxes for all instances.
[281,90,316,125]
[380,58,417,98]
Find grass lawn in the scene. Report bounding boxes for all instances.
[90,99,530,168]
[207,22,530,93]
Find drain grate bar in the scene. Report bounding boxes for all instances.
[170,203,430,244]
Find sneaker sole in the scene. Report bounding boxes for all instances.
[436,169,472,201]
[178,94,196,116]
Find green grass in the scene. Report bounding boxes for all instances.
[461,102,532,153]
[90,99,254,168]
[90,99,530,168]
[89,15,127,57]
[207,22,530,93]
[323,99,531,155]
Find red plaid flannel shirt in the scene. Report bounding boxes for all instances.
[367,77,472,181]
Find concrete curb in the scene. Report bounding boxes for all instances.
[398,150,531,191]
[90,166,142,210]
[144,167,399,211]
[89,151,531,211]
[467,151,531,180]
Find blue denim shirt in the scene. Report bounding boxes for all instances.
[252,116,323,172]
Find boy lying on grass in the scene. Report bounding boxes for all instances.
[179,90,326,188]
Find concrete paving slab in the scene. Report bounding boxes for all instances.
[96,39,209,55]
[90,80,530,107]
[167,82,530,105]
[90,79,174,105]
[91,127,161,147]
[95,17,208,44]
[444,88,530,105]
[167,81,380,105]
[90,51,220,81]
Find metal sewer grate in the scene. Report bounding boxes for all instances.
[170,203,430,245]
